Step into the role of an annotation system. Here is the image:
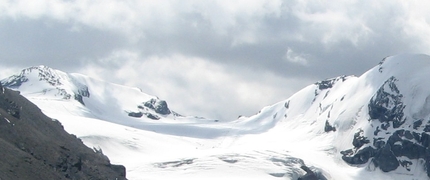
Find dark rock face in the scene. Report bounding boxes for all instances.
[324,120,336,132]
[1,74,28,88]
[128,111,160,120]
[352,129,369,149]
[128,111,143,118]
[0,87,126,180]
[341,146,375,165]
[143,98,171,115]
[341,76,430,177]
[1,66,91,106]
[314,76,347,90]
[368,76,406,128]
[313,76,350,103]
[0,88,21,119]
[297,165,320,180]
[373,144,399,172]
[267,155,327,180]
[74,87,90,105]
[129,98,173,120]
[146,113,160,120]
[110,165,126,177]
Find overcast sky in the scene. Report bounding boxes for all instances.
[1,0,430,120]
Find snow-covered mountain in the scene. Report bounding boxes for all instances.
[0,79,126,180]
[3,54,430,179]
[0,65,208,123]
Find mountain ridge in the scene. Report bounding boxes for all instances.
[242,53,430,178]
[0,81,126,179]
[3,53,430,179]
[0,65,210,124]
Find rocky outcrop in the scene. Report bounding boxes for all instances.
[314,76,348,90]
[143,98,171,115]
[128,111,143,118]
[297,165,320,180]
[1,66,90,106]
[0,85,126,180]
[341,76,430,177]
[324,120,336,132]
[74,86,90,105]
[368,76,406,128]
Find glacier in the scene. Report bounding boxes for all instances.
[2,54,430,179]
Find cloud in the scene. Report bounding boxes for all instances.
[284,48,308,65]
[77,50,312,120]
[0,65,20,81]
[1,0,430,120]
[0,18,127,70]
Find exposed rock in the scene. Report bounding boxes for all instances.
[284,100,290,109]
[74,87,90,105]
[413,119,423,130]
[378,56,388,73]
[143,98,171,115]
[1,66,91,106]
[424,125,430,132]
[343,128,430,176]
[373,126,381,136]
[0,87,126,180]
[1,74,28,88]
[0,89,21,119]
[399,160,413,171]
[74,94,85,105]
[298,165,318,180]
[146,113,160,120]
[341,146,375,165]
[340,76,430,175]
[373,144,399,172]
[171,111,183,117]
[373,138,385,149]
[128,112,143,118]
[324,120,336,132]
[298,165,327,180]
[110,164,126,177]
[368,76,406,128]
[352,129,369,149]
[314,76,347,90]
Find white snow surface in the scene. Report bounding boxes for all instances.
[3,54,430,179]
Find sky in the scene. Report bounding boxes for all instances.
[1,0,430,120]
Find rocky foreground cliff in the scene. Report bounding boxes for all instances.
[0,83,126,180]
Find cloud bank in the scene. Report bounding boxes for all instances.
[1,0,430,120]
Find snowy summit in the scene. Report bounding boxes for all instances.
[2,53,430,179]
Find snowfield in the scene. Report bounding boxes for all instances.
[3,54,430,179]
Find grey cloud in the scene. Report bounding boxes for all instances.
[1,1,430,120]
[0,18,127,71]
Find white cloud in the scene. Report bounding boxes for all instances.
[78,50,311,120]
[2,0,430,121]
[396,1,430,54]
[0,0,283,44]
[290,0,375,47]
[0,0,426,49]
[0,65,20,80]
[284,48,308,66]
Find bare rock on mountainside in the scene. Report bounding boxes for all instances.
[0,83,126,180]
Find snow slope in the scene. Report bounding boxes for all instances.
[3,54,430,179]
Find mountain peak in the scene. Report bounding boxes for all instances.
[1,65,62,88]
[1,65,197,124]
[1,66,90,106]
[375,53,430,75]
